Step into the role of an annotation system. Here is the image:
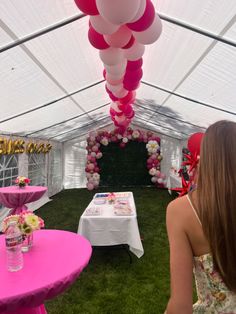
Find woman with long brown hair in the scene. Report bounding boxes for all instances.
[165,120,236,313]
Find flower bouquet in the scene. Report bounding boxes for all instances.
[107,192,116,204]
[15,176,31,188]
[2,211,44,252]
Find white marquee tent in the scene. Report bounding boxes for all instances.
[0,0,236,216]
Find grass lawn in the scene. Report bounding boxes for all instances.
[37,187,174,314]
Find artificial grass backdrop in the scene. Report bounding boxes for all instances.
[37,187,174,314]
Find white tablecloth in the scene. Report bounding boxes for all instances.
[77,192,144,258]
[166,172,182,194]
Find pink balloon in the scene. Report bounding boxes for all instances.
[106,83,123,94]
[87,182,94,190]
[99,48,124,65]
[133,14,163,45]
[127,0,155,32]
[122,35,135,49]
[104,26,132,48]
[119,103,133,115]
[115,114,126,123]
[111,101,122,113]
[90,15,119,35]
[126,58,143,71]
[106,74,124,85]
[96,0,141,25]
[74,0,99,15]
[130,0,146,23]
[88,27,109,50]
[124,41,145,61]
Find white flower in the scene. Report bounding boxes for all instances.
[132,130,140,138]
[151,177,157,183]
[86,173,92,179]
[122,137,128,143]
[93,173,100,181]
[91,152,96,157]
[149,167,157,176]
[100,137,109,146]
[146,140,159,154]
[117,134,123,139]
[96,152,103,159]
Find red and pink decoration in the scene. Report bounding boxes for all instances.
[74,0,162,131]
[85,128,166,190]
[173,132,205,197]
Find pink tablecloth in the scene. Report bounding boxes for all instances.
[0,186,47,215]
[0,229,92,314]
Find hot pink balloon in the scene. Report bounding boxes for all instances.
[74,0,99,15]
[90,15,119,35]
[126,58,143,71]
[96,0,141,25]
[124,68,143,83]
[88,27,109,50]
[124,80,140,91]
[104,26,132,48]
[127,0,155,32]
[120,91,136,105]
[109,93,119,101]
[133,14,163,45]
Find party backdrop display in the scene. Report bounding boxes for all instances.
[74,0,163,132]
[98,141,150,186]
[85,128,167,190]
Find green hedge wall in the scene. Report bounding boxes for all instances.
[97,141,151,186]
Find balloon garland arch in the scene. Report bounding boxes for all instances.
[85,128,167,190]
[74,0,163,132]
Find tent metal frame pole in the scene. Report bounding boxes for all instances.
[135,103,206,130]
[159,13,236,48]
[62,122,113,143]
[0,80,105,125]
[1,12,235,53]
[0,13,85,53]
[134,115,188,137]
[49,116,111,140]
[141,81,236,116]
[25,101,110,137]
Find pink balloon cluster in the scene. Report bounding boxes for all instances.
[85,128,166,190]
[74,0,162,131]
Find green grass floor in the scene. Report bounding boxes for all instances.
[37,187,174,314]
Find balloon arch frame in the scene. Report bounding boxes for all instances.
[85,128,167,190]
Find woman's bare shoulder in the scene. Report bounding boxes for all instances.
[167,196,191,224]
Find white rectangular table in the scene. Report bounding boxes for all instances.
[77,192,144,258]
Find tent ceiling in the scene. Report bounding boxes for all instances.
[0,0,236,141]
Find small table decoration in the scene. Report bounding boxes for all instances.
[15,176,31,188]
[2,210,44,252]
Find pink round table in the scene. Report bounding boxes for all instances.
[0,186,47,215]
[0,229,92,314]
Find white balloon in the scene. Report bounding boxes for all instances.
[104,60,127,76]
[96,0,141,25]
[124,41,145,61]
[106,83,123,93]
[113,88,128,98]
[133,14,163,45]
[90,15,119,35]
[130,0,146,23]
[99,48,124,66]
[106,73,124,85]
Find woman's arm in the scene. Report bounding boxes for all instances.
[165,199,193,314]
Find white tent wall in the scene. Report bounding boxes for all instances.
[0,136,63,226]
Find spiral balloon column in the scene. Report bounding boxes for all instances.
[74,0,162,133]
